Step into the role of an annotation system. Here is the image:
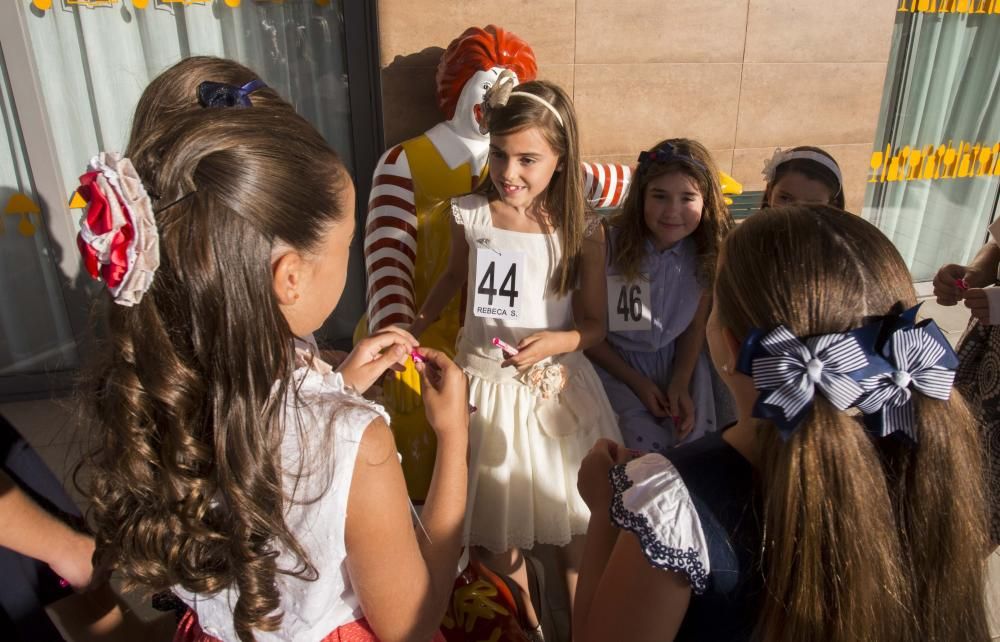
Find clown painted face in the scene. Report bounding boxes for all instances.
[451,66,515,140]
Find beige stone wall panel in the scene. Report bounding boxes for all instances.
[575,0,750,64]
[735,62,888,149]
[376,0,577,67]
[745,0,899,63]
[380,65,440,148]
[574,63,742,156]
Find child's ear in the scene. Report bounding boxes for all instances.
[272,251,304,306]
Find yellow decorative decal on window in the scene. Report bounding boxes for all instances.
[65,0,118,7]
[898,0,1000,13]
[3,193,41,237]
[869,141,1000,183]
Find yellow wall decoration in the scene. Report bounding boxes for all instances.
[68,190,87,209]
[3,193,40,237]
[898,0,1000,12]
[66,0,118,7]
[29,0,334,10]
[870,140,1000,183]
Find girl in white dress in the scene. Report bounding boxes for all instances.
[411,73,621,637]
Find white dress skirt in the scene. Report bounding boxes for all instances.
[452,195,622,553]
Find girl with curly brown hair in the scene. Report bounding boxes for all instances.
[77,57,469,642]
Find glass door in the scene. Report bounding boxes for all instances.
[864,10,1000,282]
[0,0,380,399]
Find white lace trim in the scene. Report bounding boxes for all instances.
[609,454,710,594]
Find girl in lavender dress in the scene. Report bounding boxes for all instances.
[587,139,734,452]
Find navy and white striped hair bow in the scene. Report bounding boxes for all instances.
[856,305,957,444]
[736,324,882,439]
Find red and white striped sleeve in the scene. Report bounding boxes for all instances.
[364,145,418,333]
[583,162,632,210]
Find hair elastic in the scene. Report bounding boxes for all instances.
[197,78,267,109]
[762,148,843,186]
[637,144,706,174]
[509,90,564,127]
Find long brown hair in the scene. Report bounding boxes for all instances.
[79,58,350,641]
[609,138,732,285]
[715,206,989,642]
[481,79,586,296]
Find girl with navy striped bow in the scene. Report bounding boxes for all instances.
[574,204,990,642]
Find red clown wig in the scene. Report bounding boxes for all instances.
[435,25,538,120]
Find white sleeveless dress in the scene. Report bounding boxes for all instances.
[452,194,622,553]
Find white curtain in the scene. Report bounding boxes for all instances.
[0,1,354,376]
[864,13,1000,281]
[0,44,77,376]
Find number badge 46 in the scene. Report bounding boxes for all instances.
[607,273,652,332]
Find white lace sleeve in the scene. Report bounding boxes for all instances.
[450,198,466,226]
[609,454,710,594]
[583,213,604,239]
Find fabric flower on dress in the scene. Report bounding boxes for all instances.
[518,362,568,400]
[76,152,159,306]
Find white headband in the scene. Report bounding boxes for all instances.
[509,91,564,127]
[762,148,843,187]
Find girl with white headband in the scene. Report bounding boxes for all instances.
[575,205,989,641]
[410,73,622,639]
[760,145,845,209]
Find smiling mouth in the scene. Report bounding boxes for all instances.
[500,183,524,194]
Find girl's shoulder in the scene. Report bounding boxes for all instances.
[583,212,606,241]
[286,352,389,448]
[451,193,491,227]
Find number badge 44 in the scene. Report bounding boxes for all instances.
[474,248,524,322]
[607,273,652,332]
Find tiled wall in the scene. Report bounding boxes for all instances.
[376,0,900,213]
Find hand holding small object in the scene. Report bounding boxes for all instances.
[414,348,470,438]
[933,263,971,305]
[963,288,993,325]
[496,332,566,371]
[577,439,630,510]
[337,326,418,393]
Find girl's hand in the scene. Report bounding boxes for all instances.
[48,531,96,591]
[577,439,630,511]
[415,347,469,440]
[338,326,418,394]
[933,264,971,306]
[502,332,567,371]
[630,376,669,418]
[963,288,993,325]
[666,378,695,443]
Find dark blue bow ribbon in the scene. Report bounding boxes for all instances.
[637,144,706,173]
[736,321,884,439]
[856,304,957,444]
[197,79,266,109]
